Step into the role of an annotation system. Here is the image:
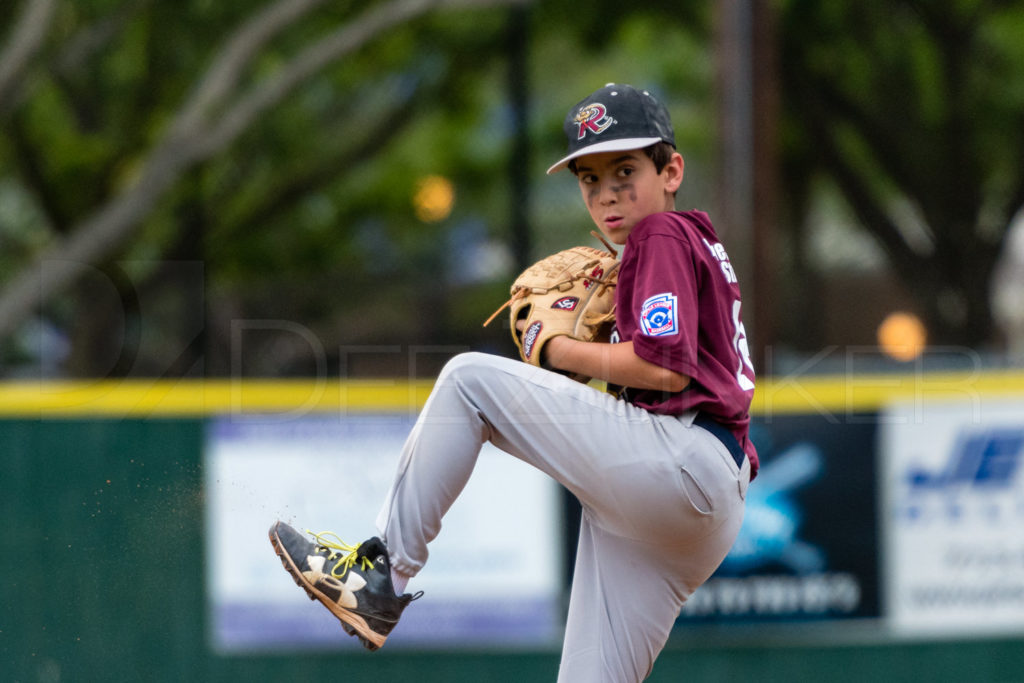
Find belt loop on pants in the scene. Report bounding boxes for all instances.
[693,414,746,470]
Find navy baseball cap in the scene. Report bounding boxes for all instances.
[547,83,675,175]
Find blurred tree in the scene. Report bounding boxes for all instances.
[0,0,529,376]
[5,1,1023,377]
[0,0,715,378]
[777,0,1024,350]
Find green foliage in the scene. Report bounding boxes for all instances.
[10,0,1018,373]
[0,0,720,376]
[777,0,1024,347]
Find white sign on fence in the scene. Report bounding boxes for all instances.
[205,414,562,652]
[881,399,1024,636]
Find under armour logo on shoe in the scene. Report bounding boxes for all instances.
[304,554,367,609]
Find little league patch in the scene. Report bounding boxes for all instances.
[640,293,678,337]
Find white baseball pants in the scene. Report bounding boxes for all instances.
[377,352,749,682]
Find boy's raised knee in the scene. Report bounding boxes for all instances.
[437,352,522,387]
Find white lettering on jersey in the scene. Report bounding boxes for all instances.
[702,237,755,391]
[702,237,738,284]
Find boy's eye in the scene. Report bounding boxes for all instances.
[580,174,597,184]
[617,166,634,178]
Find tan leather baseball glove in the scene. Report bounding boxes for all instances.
[484,234,619,381]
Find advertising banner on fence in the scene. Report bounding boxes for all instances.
[675,413,880,626]
[204,414,562,652]
[881,399,1024,636]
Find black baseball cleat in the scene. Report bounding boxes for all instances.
[269,521,421,650]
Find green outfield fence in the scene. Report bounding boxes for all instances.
[3,372,1024,682]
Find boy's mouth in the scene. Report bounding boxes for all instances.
[604,215,624,229]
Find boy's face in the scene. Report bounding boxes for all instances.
[573,149,683,245]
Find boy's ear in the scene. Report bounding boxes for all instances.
[663,152,684,193]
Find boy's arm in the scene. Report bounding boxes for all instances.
[544,335,689,393]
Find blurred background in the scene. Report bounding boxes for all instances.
[3,0,1023,379]
[2,1,1023,681]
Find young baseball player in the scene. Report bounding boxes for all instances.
[270,82,757,682]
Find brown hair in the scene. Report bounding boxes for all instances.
[568,141,677,175]
[645,141,676,174]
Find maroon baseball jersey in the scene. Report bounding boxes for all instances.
[613,210,759,474]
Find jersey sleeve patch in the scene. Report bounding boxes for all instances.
[639,292,678,337]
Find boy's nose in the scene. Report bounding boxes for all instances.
[599,182,618,204]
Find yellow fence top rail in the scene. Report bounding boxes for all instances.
[0,370,1021,417]
[0,378,436,417]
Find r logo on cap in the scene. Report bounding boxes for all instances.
[574,103,615,140]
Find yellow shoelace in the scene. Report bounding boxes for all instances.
[307,530,374,578]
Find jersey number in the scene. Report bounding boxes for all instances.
[732,300,755,391]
